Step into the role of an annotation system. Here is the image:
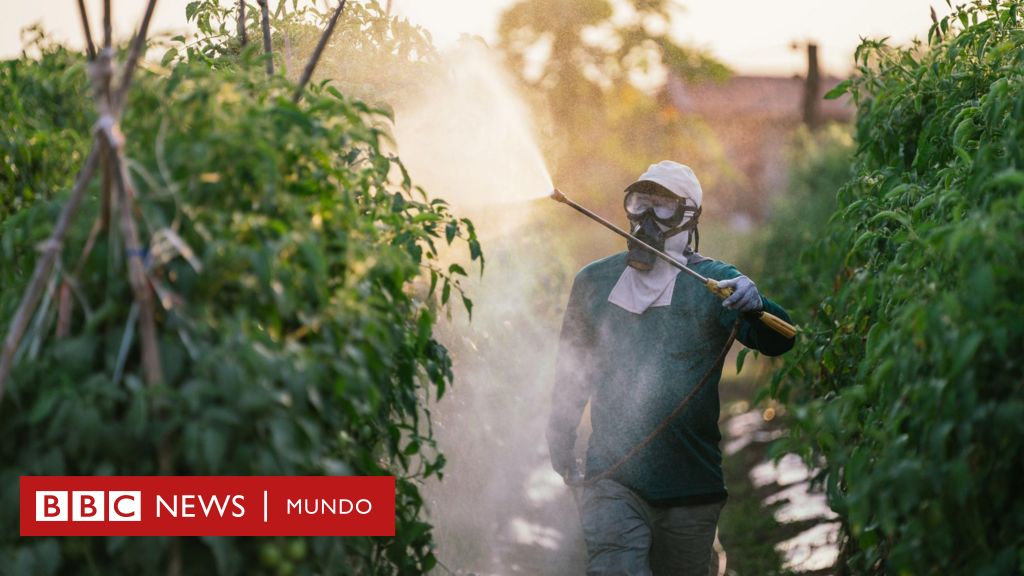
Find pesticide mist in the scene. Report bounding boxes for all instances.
[392,43,587,573]
[394,42,554,207]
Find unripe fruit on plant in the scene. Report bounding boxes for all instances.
[287,538,308,561]
[260,542,282,568]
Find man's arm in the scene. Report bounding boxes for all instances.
[710,264,796,357]
[547,273,594,478]
[734,295,795,356]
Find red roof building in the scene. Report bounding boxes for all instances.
[663,73,854,226]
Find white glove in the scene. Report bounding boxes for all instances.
[717,275,764,312]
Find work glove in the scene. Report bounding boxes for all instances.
[717,275,764,312]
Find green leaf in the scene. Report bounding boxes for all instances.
[161,48,179,67]
[735,347,750,374]
[201,426,228,473]
[422,552,438,571]
[824,79,852,100]
[416,309,433,351]
[445,220,457,244]
[28,390,59,424]
[186,1,201,21]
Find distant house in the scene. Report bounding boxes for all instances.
[663,73,854,227]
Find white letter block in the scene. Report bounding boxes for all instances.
[108,491,142,521]
[36,491,68,521]
[72,491,106,521]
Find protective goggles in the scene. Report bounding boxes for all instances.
[623,182,699,228]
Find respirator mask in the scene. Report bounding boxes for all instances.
[623,181,701,271]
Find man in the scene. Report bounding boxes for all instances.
[547,161,795,576]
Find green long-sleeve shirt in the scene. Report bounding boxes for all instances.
[547,251,794,506]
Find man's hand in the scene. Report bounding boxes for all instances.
[717,275,764,312]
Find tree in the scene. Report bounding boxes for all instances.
[498,0,727,133]
[497,0,729,210]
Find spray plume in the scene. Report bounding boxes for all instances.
[277,7,617,567]
[388,41,587,573]
[393,41,554,210]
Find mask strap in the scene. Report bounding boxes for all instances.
[661,206,701,251]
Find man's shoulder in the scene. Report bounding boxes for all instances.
[569,251,744,285]
[575,252,628,284]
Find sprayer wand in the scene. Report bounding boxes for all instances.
[550,188,797,339]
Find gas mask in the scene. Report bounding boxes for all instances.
[623,181,701,271]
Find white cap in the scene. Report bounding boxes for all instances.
[635,161,702,208]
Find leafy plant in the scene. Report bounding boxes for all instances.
[760,1,1024,573]
[169,0,438,108]
[0,27,93,221]
[0,2,480,575]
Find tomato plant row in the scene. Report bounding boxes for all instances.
[0,2,479,574]
[761,2,1024,573]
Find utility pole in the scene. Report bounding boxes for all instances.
[802,43,821,129]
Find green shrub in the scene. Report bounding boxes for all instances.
[0,27,93,221]
[0,3,480,574]
[763,2,1024,573]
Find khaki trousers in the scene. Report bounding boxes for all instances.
[580,479,723,576]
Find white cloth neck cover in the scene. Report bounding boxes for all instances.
[608,231,689,314]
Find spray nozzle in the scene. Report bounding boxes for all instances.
[549,188,567,203]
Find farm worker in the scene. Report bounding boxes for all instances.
[547,161,795,575]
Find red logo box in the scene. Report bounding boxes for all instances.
[20,476,395,536]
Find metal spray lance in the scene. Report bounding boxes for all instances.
[549,188,798,339]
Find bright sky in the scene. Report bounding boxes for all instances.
[3,0,953,76]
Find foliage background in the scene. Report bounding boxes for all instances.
[0,2,481,575]
[756,1,1024,573]
[498,0,734,222]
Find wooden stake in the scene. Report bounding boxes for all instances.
[77,0,97,60]
[293,0,347,103]
[100,126,164,387]
[283,28,292,77]
[113,0,159,112]
[258,0,274,75]
[0,143,101,398]
[238,0,248,47]
[103,0,112,49]
[56,282,74,339]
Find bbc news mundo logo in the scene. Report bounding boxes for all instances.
[36,490,142,522]
[20,476,394,537]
